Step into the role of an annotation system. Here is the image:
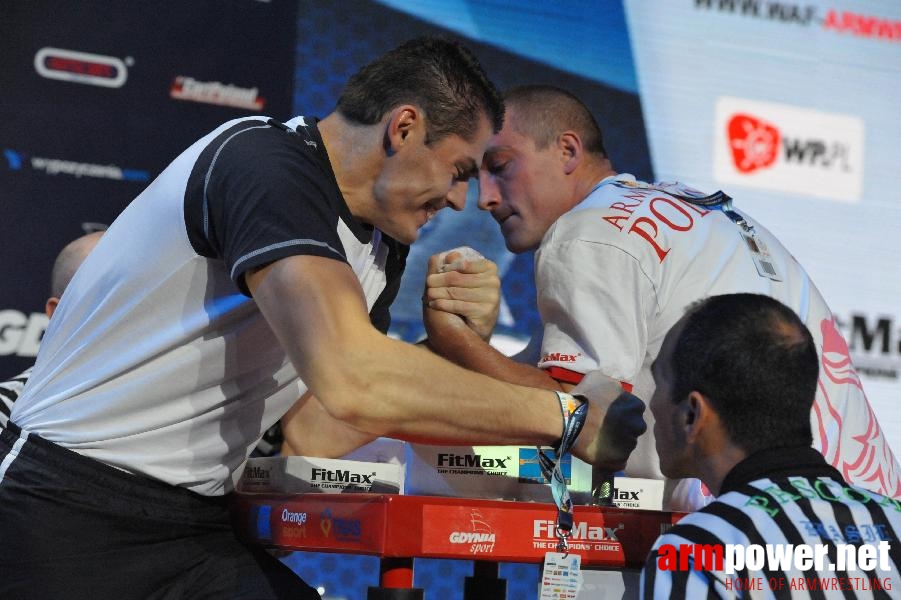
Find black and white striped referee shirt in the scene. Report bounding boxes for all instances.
[641,447,901,599]
[0,367,30,429]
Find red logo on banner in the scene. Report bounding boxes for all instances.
[34,48,129,88]
[727,113,781,173]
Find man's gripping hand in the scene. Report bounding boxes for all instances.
[423,246,500,342]
[569,371,647,471]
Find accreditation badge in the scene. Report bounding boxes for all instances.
[539,551,582,599]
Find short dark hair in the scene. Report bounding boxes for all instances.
[503,84,607,157]
[336,36,504,142]
[669,293,818,453]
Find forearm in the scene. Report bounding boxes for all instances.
[424,313,561,391]
[248,256,562,448]
[329,332,562,446]
[280,392,377,458]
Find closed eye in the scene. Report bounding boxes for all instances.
[485,160,508,176]
[455,162,479,182]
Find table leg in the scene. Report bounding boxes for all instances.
[463,560,506,600]
[367,557,424,600]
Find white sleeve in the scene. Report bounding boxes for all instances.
[536,237,657,386]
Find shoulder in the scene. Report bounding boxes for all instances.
[209,119,325,179]
[654,498,756,549]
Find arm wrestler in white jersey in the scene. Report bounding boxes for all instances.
[425,84,901,512]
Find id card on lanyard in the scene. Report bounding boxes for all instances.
[539,552,582,599]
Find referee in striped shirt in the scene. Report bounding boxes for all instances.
[641,293,901,599]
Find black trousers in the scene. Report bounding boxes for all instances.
[0,422,320,600]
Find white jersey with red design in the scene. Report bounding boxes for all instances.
[536,174,901,509]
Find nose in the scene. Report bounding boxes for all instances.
[477,171,500,211]
[445,179,468,212]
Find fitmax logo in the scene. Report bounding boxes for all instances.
[244,465,270,479]
[437,454,509,469]
[613,489,641,501]
[540,352,580,363]
[533,520,624,542]
[310,468,375,485]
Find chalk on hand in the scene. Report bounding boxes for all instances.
[437,246,484,272]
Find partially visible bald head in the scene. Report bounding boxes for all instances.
[49,231,104,299]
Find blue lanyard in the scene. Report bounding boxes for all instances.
[537,393,589,556]
[673,189,755,234]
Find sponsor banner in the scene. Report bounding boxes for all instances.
[3,148,150,182]
[0,311,48,358]
[403,444,592,503]
[626,0,901,458]
[170,76,266,110]
[422,507,500,557]
[609,477,664,511]
[237,456,402,495]
[713,96,864,202]
[822,9,901,43]
[343,440,665,508]
[420,504,627,560]
[34,47,129,88]
[273,502,384,552]
[694,1,901,45]
[1,0,297,380]
[419,504,673,565]
[838,312,901,382]
[233,493,681,565]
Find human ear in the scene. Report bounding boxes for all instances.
[559,131,582,174]
[683,391,714,443]
[45,297,60,318]
[385,105,421,154]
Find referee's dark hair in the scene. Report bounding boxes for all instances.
[337,36,504,143]
[670,293,819,453]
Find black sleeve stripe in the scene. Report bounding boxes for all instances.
[854,481,901,569]
[663,523,731,598]
[230,238,345,281]
[702,501,762,583]
[729,484,808,596]
[670,564,690,598]
[763,479,829,600]
[787,479,851,600]
[666,523,725,547]
[810,478,898,600]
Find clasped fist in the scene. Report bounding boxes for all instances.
[569,371,647,471]
[423,246,500,342]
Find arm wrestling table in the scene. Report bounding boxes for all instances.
[231,493,683,599]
